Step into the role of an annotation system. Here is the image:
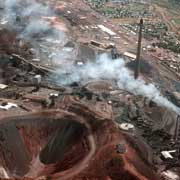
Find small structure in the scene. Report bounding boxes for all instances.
[90,40,114,50]
[119,123,135,132]
[161,170,179,180]
[76,61,84,66]
[97,25,116,36]
[0,84,8,90]
[47,93,59,108]
[123,52,136,60]
[116,143,127,154]
[0,102,18,111]
[111,46,119,59]
[161,150,176,160]
[0,166,9,178]
[34,74,41,91]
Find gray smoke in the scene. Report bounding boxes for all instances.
[21,2,51,17]
[23,19,51,37]
[55,53,180,115]
[3,0,51,21]
[1,0,68,61]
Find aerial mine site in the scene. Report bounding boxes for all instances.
[0,0,179,179]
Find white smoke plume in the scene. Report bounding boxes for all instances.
[56,53,180,115]
[3,0,51,22]
[1,0,68,61]
[23,19,51,37]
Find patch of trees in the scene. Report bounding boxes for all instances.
[169,0,180,7]
[156,39,180,53]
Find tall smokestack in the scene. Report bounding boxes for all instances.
[134,18,143,79]
[174,115,180,141]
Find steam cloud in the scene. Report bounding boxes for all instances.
[55,54,180,115]
[0,0,179,115]
[1,0,69,62]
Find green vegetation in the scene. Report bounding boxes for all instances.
[172,18,180,25]
[143,22,168,39]
[168,0,180,12]
[98,4,152,19]
[85,0,152,19]
[123,21,168,40]
[99,7,115,14]
[170,0,180,6]
[156,37,180,53]
[153,0,180,12]
[84,0,107,8]
[129,3,147,11]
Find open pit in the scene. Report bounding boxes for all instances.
[0,96,164,180]
[0,110,89,178]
